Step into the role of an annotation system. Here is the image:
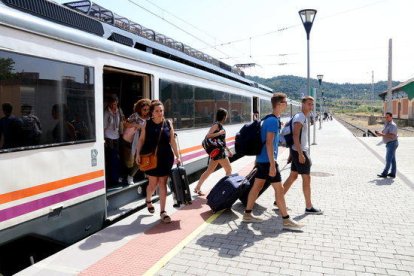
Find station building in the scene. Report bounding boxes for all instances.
[379,78,414,125]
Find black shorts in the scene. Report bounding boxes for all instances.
[255,161,282,183]
[290,149,312,175]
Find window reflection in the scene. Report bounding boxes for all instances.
[0,50,95,153]
[160,79,251,130]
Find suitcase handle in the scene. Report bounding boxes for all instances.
[174,133,184,166]
[245,168,257,182]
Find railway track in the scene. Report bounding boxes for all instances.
[334,116,377,137]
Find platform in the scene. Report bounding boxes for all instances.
[18,119,414,276]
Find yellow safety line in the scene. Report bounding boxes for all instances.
[143,210,224,276]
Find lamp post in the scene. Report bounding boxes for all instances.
[317,74,323,129]
[299,9,317,151]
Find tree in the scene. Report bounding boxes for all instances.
[0,58,16,80]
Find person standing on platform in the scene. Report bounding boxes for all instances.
[136,100,180,223]
[243,92,304,230]
[281,96,323,215]
[194,108,233,196]
[375,112,398,178]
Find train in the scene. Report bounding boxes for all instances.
[0,0,301,253]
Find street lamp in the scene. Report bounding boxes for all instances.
[299,9,317,96]
[316,75,324,116]
[299,9,317,150]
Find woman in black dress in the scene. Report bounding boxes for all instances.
[194,108,233,195]
[136,100,180,223]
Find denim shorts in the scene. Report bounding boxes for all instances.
[255,161,282,183]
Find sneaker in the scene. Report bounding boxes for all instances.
[377,174,387,178]
[387,173,396,178]
[242,213,263,223]
[127,175,134,185]
[305,206,323,215]
[283,218,304,230]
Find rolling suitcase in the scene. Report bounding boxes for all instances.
[239,168,271,206]
[169,133,192,207]
[206,173,248,213]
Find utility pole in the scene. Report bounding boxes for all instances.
[387,38,393,113]
[371,70,374,102]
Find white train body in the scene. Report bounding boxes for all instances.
[0,0,300,248]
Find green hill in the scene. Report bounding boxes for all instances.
[248,75,400,113]
[248,75,399,101]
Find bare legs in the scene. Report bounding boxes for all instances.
[280,171,312,209]
[146,175,169,212]
[195,157,232,193]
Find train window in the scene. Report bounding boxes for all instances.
[160,79,251,130]
[260,98,273,118]
[160,80,195,129]
[195,87,216,126]
[0,50,95,153]
[230,94,250,123]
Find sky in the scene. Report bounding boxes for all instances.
[55,0,414,84]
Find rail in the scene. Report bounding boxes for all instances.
[334,116,377,137]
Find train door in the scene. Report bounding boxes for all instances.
[253,96,259,120]
[102,66,152,221]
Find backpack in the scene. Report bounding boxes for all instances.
[235,114,276,156]
[280,114,302,148]
[201,123,225,158]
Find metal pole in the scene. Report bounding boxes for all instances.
[307,38,312,152]
[387,38,392,113]
[312,87,317,145]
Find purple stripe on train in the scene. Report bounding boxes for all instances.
[0,181,104,222]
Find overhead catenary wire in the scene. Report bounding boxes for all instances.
[126,0,235,60]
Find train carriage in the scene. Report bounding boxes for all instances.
[0,0,300,256]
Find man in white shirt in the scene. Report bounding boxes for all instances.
[281,96,323,214]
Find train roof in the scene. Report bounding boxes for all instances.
[0,0,273,94]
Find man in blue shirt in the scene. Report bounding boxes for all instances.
[243,93,304,230]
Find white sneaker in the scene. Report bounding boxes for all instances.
[127,175,134,185]
[242,213,263,223]
[283,218,304,230]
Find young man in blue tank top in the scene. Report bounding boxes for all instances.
[243,93,304,230]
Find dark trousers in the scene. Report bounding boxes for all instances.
[105,138,121,187]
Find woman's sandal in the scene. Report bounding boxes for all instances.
[193,189,205,196]
[160,211,171,223]
[146,200,155,214]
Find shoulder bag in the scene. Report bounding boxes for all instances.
[139,120,164,171]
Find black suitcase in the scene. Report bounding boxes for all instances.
[169,133,192,207]
[170,164,192,207]
[239,168,272,206]
[207,173,248,213]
